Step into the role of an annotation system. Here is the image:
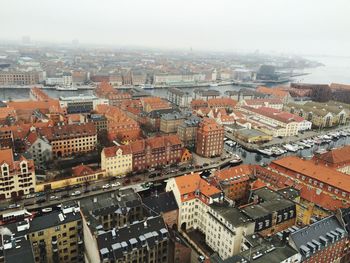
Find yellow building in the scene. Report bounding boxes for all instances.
[284,101,348,128]
[101,145,133,177]
[35,165,105,192]
[3,203,83,263]
[0,148,36,200]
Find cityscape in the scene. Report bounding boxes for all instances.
[1,1,350,263]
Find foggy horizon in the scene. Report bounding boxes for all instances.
[1,0,350,57]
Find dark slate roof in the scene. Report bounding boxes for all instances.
[253,187,281,201]
[209,202,251,227]
[79,188,142,229]
[290,215,347,260]
[97,215,168,260]
[0,101,7,107]
[242,198,295,220]
[148,108,180,118]
[277,187,300,200]
[5,208,81,237]
[142,191,178,214]
[3,236,35,263]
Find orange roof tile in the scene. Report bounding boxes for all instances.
[313,145,350,165]
[72,164,94,176]
[257,86,290,98]
[215,164,253,181]
[0,148,14,165]
[175,173,221,197]
[272,156,350,193]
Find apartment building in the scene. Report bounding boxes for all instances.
[94,82,131,106]
[0,148,36,200]
[160,112,185,134]
[0,71,39,85]
[80,189,170,263]
[95,104,141,142]
[206,203,255,260]
[38,123,97,158]
[207,97,237,111]
[196,118,224,157]
[131,135,184,171]
[2,203,83,263]
[242,188,297,237]
[240,98,283,110]
[241,106,311,137]
[193,89,220,100]
[140,97,171,113]
[167,88,190,107]
[214,165,253,202]
[24,130,53,170]
[289,215,347,263]
[284,101,348,128]
[95,216,169,263]
[101,144,133,177]
[166,173,222,232]
[269,156,350,211]
[177,116,201,148]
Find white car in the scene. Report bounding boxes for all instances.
[102,184,111,189]
[71,191,81,196]
[111,182,121,187]
[49,195,57,200]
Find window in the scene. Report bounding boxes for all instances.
[38,231,44,236]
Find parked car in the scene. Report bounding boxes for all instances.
[102,184,111,189]
[49,195,57,200]
[8,204,20,209]
[71,191,81,196]
[111,182,121,187]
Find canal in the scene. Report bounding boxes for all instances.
[224,135,350,165]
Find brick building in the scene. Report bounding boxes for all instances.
[38,123,97,158]
[269,156,350,211]
[95,104,141,142]
[130,134,184,171]
[214,164,253,202]
[94,81,131,106]
[196,118,224,157]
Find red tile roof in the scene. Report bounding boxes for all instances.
[175,173,221,198]
[272,156,350,193]
[243,106,305,124]
[103,144,132,158]
[313,145,350,166]
[257,86,290,98]
[215,164,253,181]
[72,164,94,176]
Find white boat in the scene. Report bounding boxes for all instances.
[258,149,273,156]
[140,84,154,90]
[283,144,298,152]
[56,86,78,91]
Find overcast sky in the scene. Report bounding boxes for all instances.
[1,0,350,56]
